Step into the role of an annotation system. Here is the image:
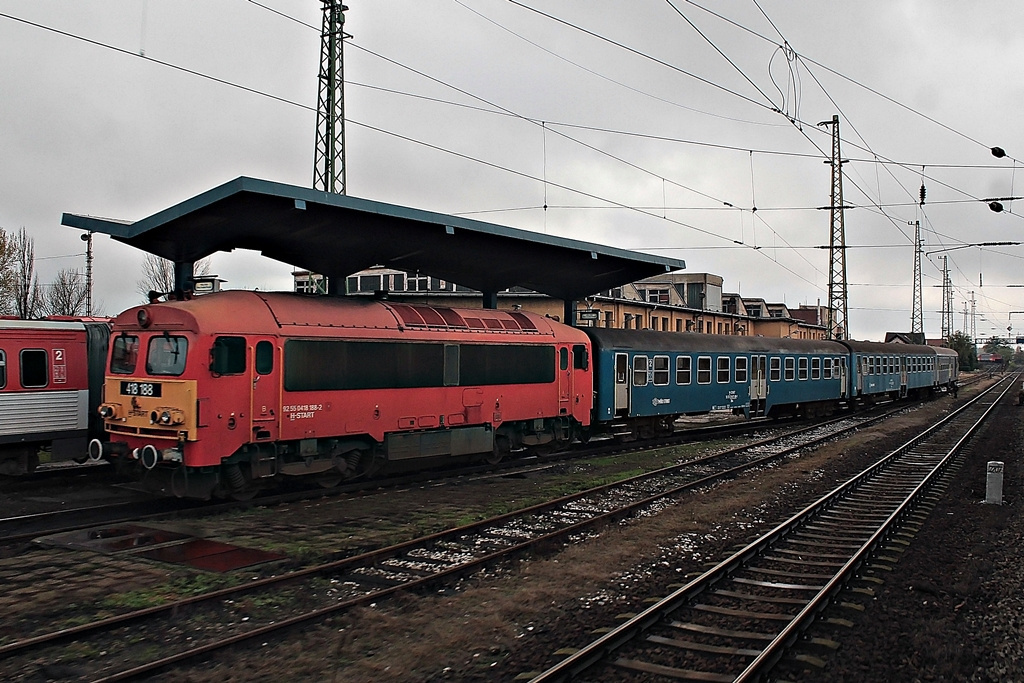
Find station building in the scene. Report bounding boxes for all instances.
[295,267,829,340]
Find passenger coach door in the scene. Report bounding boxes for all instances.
[838,358,848,399]
[251,339,280,441]
[750,355,767,416]
[614,353,629,417]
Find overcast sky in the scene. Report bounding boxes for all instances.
[2,0,1023,341]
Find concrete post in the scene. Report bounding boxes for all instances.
[986,461,1004,505]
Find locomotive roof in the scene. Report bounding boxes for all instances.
[583,328,848,355]
[63,176,686,303]
[113,290,584,341]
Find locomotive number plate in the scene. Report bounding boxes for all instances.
[120,381,162,398]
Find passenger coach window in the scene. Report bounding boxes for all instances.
[21,349,47,388]
[0,350,5,389]
[255,341,274,375]
[811,357,821,380]
[735,356,748,383]
[697,356,712,385]
[824,358,834,379]
[110,335,139,374]
[147,336,188,376]
[676,356,692,385]
[716,357,730,384]
[769,357,781,382]
[653,356,669,386]
[632,356,649,386]
[209,336,245,375]
[784,358,795,381]
[798,357,808,380]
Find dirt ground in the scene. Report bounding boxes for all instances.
[142,378,1023,682]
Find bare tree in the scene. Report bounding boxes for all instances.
[13,227,41,319]
[42,268,89,317]
[0,229,17,315]
[136,253,212,301]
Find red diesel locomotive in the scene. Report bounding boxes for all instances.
[95,291,593,498]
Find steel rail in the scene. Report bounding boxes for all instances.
[526,375,1012,682]
[1,394,915,678]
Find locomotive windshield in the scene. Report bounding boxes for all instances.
[110,335,139,374]
[146,335,188,376]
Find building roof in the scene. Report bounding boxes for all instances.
[62,176,686,302]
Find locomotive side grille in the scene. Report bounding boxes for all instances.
[0,389,88,436]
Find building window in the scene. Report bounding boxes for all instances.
[645,288,669,303]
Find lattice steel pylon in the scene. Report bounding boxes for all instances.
[911,220,923,337]
[313,1,348,195]
[820,115,848,340]
[940,255,953,339]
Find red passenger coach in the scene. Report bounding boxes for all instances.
[97,291,593,498]
[0,319,110,474]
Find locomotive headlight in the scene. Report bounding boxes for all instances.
[160,411,172,425]
[98,404,118,419]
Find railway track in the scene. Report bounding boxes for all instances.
[525,375,1014,683]
[0,397,931,681]
[0,410,838,547]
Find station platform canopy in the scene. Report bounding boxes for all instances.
[62,176,685,309]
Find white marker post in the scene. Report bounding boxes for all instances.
[986,461,1004,505]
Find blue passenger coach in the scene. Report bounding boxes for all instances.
[584,329,850,437]
[841,341,959,402]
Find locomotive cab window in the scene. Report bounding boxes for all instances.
[20,349,47,388]
[255,341,274,375]
[147,335,188,376]
[559,347,569,371]
[0,350,5,389]
[209,336,245,375]
[632,356,649,386]
[110,335,139,374]
[573,344,589,370]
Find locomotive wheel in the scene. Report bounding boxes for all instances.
[486,435,510,465]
